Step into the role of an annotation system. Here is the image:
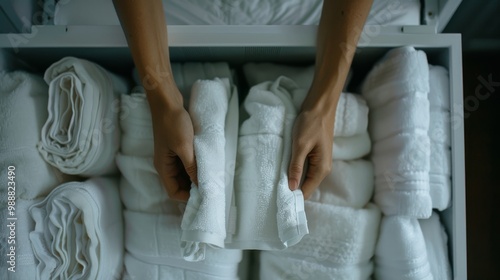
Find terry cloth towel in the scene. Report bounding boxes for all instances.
[180,78,231,260]
[119,92,154,157]
[259,202,381,280]
[28,177,124,280]
[419,212,452,280]
[309,160,374,209]
[0,71,67,199]
[38,57,129,176]
[375,215,433,280]
[123,211,242,280]
[428,65,452,210]
[0,199,41,280]
[362,46,432,218]
[232,76,308,251]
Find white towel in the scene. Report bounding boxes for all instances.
[332,132,372,160]
[232,76,308,250]
[259,202,381,280]
[419,212,452,280]
[38,57,129,176]
[0,199,41,280]
[123,211,242,280]
[181,78,231,260]
[119,93,154,157]
[309,160,374,209]
[428,65,452,210]
[28,177,124,280]
[375,216,433,280]
[0,71,67,199]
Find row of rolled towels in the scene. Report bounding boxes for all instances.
[0,46,451,279]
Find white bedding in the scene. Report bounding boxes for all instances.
[53,0,420,26]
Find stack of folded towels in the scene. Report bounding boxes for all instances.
[118,62,245,279]
[361,46,452,279]
[242,63,381,279]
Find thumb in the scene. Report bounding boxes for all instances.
[288,143,309,191]
[177,146,198,186]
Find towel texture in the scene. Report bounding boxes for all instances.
[38,57,129,176]
[0,71,67,199]
[362,46,432,218]
[428,65,452,210]
[259,202,381,280]
[232,76,308,250]
[419,212,452,280]
[375,215,433,280]
[28,177,124,280]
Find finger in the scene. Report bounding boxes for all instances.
[155,156,191,202]
[300,155,332,200]
[288,140,310,191]
[177,144,198,186]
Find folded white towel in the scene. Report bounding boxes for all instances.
[28,177,124,280]
[123,211,242,280]
[259,202,381,280]
[428,65,452,210]
[181,78,231,260]
[419,212,452,280]
[309,160,374,209]
[38,57,129,176]
[119,93,154,157]
[232,77,308,251]
[375,215,433,280]
[0,199,41,280]
[0,71,67,199]
[332,132,372,160]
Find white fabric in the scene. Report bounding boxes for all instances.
[0,71,67,199]
[38,57,129,176]
[332,132,372,161]
[181,78,231,260]
[259,202,381,280]
[362,46,432,218]
[28,177,124,280]
[119,92,154,157]
[53,0,420,26]
[0,199,40,280]
[123,211,242,280]
[419,212,452,280]
[429,65,452,210]
[375,216,433,280]
[232,76,308,250]
[309,160,374,209]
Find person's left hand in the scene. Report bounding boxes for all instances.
[288,107,335,199]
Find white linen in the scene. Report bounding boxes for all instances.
[38,57,129,176]
[28,177,124,280]
[332,132,371,161]
[0,71,67,199]
[362,46,432,218]
[419,212,452,280]
[232,76,308,250]
[259,202,381,280]
[181,78,231,260]
[53,0,420,26]
[374,216,433,280]
[119,92,154,157]
[123,211,242,280]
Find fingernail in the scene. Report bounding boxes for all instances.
[288,179,298,191]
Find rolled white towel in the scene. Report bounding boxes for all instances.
[38,57,129,176]
[124,211,242,280]
[309,160,374,209]
[119,92,154,157]
[232,77,308,250]
[28,177,124,280]
[419,212,452,280]
[332,132,371,160]
[0,71,67,199]
[259,202,381,280]
[375,215,433,280]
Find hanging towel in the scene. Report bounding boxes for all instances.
[38,57,129,176]
[123,211,242,280]
[0,71,68,199]
[231,76,308,250]
[428,65,452,210]
[419,212,452,280]
[259,202,381,280]
[28,177,124,280]
[374,215,433,280]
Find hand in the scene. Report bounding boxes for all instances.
[288,108,334,200]
[150,91,198,202]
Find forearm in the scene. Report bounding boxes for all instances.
[113,0,182,111]
[304,0,372,117]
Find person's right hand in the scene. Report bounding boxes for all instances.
[149,88,198,202]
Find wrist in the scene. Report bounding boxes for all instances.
[146,83,185,114]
